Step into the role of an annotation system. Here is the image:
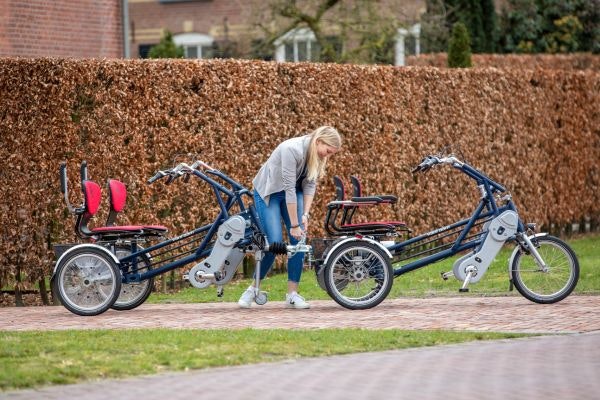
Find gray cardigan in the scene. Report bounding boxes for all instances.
[253,135,316,204]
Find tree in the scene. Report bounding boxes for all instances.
[445,0,497,53]
[497,0,598,53]
[420,0,451,53]
[448,22,472,67]
[481,0,498,52]
[148,31,184,59]
[248,0,408,64]
[421,0,497,54]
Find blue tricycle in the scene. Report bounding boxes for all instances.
[313,153,579,309]
[53,160,309,316]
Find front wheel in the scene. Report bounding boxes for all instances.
[53,246,121,316]
[323,241,393,310]
[511,235,579,304]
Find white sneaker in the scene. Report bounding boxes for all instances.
[238,286,255,308]
[285,292,310,309]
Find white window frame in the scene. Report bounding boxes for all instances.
[274,28,318,62]
[173,32,214,59]
[395,23,421,66]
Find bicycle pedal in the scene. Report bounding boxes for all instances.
[441,271,453,280]
[458,288,469,293]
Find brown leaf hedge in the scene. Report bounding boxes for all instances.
[0,58,598,288]
[408,52,600,70]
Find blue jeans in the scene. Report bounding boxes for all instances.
[253,190,304,283]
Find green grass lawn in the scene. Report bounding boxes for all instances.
[148,234,600,304]
[0,328,528,391]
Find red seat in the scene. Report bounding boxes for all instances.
[106,179,168,233]
[76,179,167,239]
[332,176,406,228]
[324,176,410,237]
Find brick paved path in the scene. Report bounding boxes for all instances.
[3,332,600,400]
[2,295,600,400]
[1,295,599,333]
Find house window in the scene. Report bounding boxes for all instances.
[275,28,321,62]
[395,23,421,66]
[138,44,153,59]
[173,32,214,59]
[183,44,214,59]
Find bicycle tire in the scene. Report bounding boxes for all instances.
[53,246,121,316]
[511,235,579,304]
[323,241,393,310]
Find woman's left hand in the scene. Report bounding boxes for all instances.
[301,214,309,233]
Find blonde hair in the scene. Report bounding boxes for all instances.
[306,126,342,181]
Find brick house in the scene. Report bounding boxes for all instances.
[129,0,425,65]
[0,0,125,58]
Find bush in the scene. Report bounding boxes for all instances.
[448,22,473,68]
[148,31,184,59]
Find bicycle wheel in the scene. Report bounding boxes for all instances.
[323,241,393,310]
[53,246,121,316]
[111,247,154,311]
[511,235,579,304]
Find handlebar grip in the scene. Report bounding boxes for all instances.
[147,172,162,184]
[60,162,67,194]
[80,161,88,182]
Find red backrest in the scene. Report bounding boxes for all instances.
[83,180,102,216]
[108,179,127,212]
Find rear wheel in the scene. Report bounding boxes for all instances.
[53,246,121,316]
[323,241,393,310]
[111,246,153,311]
[511,235,579,304]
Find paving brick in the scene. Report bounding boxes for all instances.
[3,332,599,400]
[1,295,599,333]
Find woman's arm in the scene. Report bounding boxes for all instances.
[302,193,314,233]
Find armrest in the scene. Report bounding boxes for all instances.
[351,196,383,203]
[377,195,398,203]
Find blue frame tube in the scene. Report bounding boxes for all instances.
[117,167,258,283]
[386,157,517,279]
[392,202,515,277]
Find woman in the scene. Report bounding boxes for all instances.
[238,126,342,309]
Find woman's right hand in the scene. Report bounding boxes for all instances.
[290,225,303,240]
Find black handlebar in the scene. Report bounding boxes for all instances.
[412,156,438,174]
[147,171,166,184]
[60,162,67,194]
[147,167,188,185]
[80,161,88,182]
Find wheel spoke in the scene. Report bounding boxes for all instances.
[512,237,578,303]
[325,243,392,309]
[57,251,119,315]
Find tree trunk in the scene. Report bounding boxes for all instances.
[39,278,49,305]
[14,267,24,307]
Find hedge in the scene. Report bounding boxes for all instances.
[0,58,598,296]
[407,53,600,70]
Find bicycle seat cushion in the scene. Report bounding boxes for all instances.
[92,225,145,233]
[342,220,406,229]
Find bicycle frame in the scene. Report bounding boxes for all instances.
[387,159,524,278]
[115,167,261,284]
